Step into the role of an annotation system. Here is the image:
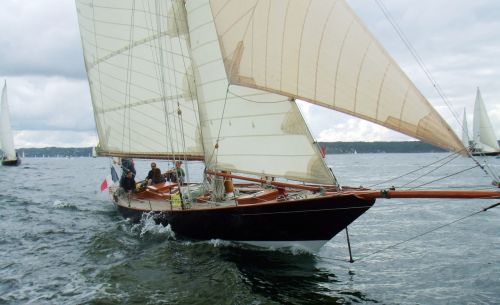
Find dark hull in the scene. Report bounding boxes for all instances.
[471,151,500,156]
[115,195,375,242]
[2,158,21,166]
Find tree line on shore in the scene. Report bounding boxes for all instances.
[7,141,453,158]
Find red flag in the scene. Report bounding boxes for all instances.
[320,145,326,158]
[100,178,108,192]
[100,175,112,192]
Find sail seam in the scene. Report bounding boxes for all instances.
[295,1,313,96]
[279,1,291,91]
[332,19,354,107]
[353,42,373,113]
[313,1,338,101]
[375,63,391,121]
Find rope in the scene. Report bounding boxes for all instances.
[227,90,290,104]
[374,0,500,184]
[122,0,137,154]
[369,151,461,188]
[206,85,230,170]
[397,153,461,188]
[408,164,480,189]
[374,0,462,129]
[352,201,500,262]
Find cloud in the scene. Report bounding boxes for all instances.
[1,0,499,147]
[0,1,85,78]
[14,130,97,148]
[2,76,94,132]
[297,0,500,141]
[298,101,412,142]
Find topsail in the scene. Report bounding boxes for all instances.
[209,0,465,154]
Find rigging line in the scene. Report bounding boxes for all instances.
[368,151,461,188]
[155,0,178,164]
[122,0,137,154]
[170,0,193,194]
[227,90,290,104]
[144,0,173,157]
[374,0,463,130]
[89,0,107,146]
[375,0,500,182]
[397,153,462,188]
[355,201,500,262]
[207,85,231,169]
[408,164,480,190]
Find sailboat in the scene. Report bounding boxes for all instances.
[466,89,500,156]
[75,0,499,251]
[0,81,21,166]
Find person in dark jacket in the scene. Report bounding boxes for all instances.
[146,162,166,185]
[121,158,136,176]
[120,170,136,193]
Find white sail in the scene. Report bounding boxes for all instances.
[461,109,470,148]
[75,0,204,160]
[186,0,335,184]
[209,0,465,154]
[0,82,17,160]
[472,88,499,153]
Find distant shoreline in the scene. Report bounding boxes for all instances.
[6,141,458,157]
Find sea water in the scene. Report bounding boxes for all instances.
[0,153,498,304]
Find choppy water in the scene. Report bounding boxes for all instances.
[0,153,499,304]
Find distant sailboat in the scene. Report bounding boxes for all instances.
[92,146,97,158]
[464,89,500,156]
[0,81,21,166]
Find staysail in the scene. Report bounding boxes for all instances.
[75,0,204,160]
[209,0,465,154]
[472,88,499,153]
[0,82,17,160]
[186,0,335,184]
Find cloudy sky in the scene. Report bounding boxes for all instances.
[0,0,499,147]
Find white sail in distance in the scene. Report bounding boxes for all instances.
[461,109,470,148]
[75,0,204,160]
[0,82,17,160]
[472,88,499,153]
[186,0,335,184]
[209,0,466,154]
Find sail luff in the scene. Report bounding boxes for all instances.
[0,82,17,160]
[209,0,466,154]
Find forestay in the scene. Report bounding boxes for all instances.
[75,0,203,160]
[187,0,335,184]
[209,0,466,154]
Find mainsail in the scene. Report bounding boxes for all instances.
[0,82,17,160]
[209,0,465,154]
[76,0,203,160]
[472,88,499,153]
